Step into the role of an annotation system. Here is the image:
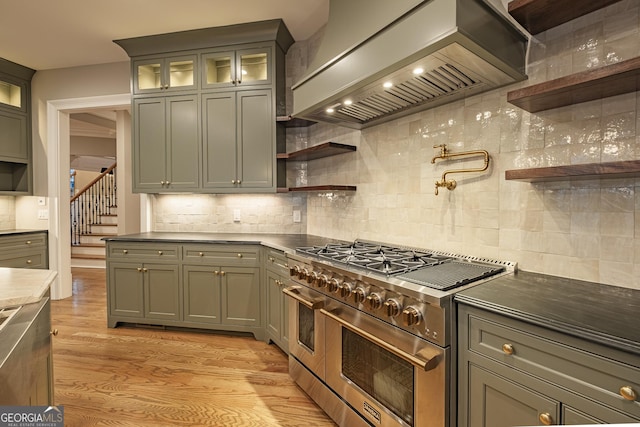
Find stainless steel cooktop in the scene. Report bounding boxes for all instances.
[296,241,506,291]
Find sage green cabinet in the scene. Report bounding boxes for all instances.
[133,95,200,192]
[115,21,293,195]
[183,264,221,324]
[0,231,48,269]
[458,304,640,426]
[106,240,264,340]
[0,58,35,195]
[133,54,197,94]
[107,262,180,323]
[220,266,261,327]
[201,47,272,89]
[265,248,289,353]
[202,89,274,191]
[183,264,261,329]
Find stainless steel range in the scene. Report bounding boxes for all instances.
[284,240,515,427]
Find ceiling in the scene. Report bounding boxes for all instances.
[0,0,329,71]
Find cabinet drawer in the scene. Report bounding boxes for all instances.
[265,248,288,274]
[107,243,179,260]
[0,233,47,251]
[182,244,259,266]
[0,250,46,269]
[465,308,640,418]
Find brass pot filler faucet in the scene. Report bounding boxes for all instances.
[431,144,490,195]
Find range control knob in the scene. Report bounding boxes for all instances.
[338,282,354,299]
[289,265,301,277]
[298,268,309,280]
[307,271,318,284]
[316,274,329,288]
[352,287,368,304]
[327,278,341,293]
[383,299,403,317]
[366,293,384,310]
[402,306,422,326]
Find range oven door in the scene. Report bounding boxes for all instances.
[283,285,326,380]
[323,302,448,427]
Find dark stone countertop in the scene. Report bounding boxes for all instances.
[102,232,346,254]
[0,229,48,236]
[455,270,640,357]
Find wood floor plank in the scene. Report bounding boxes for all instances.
[51,268,336,426]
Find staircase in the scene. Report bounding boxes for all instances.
[71,163,117,267]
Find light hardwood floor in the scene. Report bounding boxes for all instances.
[51,268,336,426]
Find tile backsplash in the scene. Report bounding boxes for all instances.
[152,0,640,289]
[300,0,640,289]
[0,197,15,230]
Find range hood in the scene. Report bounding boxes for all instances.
[292,0,528,129]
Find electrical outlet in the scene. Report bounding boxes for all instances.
[233,209,241,222]
[293,210,301,223]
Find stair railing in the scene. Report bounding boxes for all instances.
[70,163,117,245]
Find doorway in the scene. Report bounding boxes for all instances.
[47,94,141,300]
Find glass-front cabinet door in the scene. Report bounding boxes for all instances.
[202,47,271,89]
[0,77,26,112]
[133,55,197,94]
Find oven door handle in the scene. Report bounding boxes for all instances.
[320,308,442,371]
[283,287,324,310]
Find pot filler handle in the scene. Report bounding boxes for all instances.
[320,308,442,371]
[283,286,325,310]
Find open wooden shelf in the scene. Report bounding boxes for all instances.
[505,160,640,182]
[508,0,623,35]
[276,115,316,128]
[276,142,357,192]
[277,142,357,161]
[507,57,640,113]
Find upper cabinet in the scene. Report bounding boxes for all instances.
[202,47,272,90]
[0,58,35,195]
[133,54,198,94]
[114,20,293,194]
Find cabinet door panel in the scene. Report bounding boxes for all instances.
[202,92,237,188]
[266,270,282,338]
[0,111,28,161]
[563,402,640,424]
[238,89,273,188]
[133,98,166,191]
[144,263,180,320]
[108,263,144,318]
[469,364,559,427]
[183,265,221,324]
[167,95,199,189]
[221,266,260,326]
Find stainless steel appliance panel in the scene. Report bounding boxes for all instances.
[324,301,447,427]
[284,285,326,380]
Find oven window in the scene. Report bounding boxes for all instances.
[298,304,315,351]
[342,328,414,426]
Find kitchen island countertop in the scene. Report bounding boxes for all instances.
[0,268,57,309]
[455,270,640,356]
[102,232,347,253]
